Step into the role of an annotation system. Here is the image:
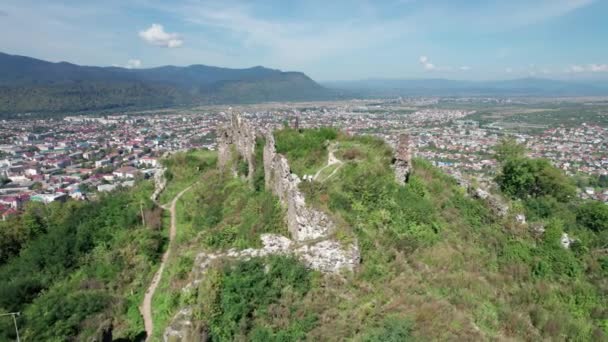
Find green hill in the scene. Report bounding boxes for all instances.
[153,129,607,341]
[1,128,607,341]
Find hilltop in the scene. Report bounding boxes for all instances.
[1,116,606,341]
[152,116,608,341]
[0,52,329,115]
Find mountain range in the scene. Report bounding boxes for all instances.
[2,51,608,116]
[0,52,328,115]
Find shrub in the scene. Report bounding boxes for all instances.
[576,201,608,232]
[362,315,414,342]
[197,256,313,341]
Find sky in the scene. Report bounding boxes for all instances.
[1,0,607,81]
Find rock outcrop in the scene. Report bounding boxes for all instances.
[393,134,412,184]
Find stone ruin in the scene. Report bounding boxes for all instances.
[393,133,413,184]
[163,113,360,341]
[216,114,257,181]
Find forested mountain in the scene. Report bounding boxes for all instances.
[0,52,329,115]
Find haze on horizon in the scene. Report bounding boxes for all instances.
[1,0,607,81]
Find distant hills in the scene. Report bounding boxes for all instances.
[323,78,608,97]
[0,52,329,115]
[3,51,608,116]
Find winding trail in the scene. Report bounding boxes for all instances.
[313,143,343,182]
[140,185,193,341]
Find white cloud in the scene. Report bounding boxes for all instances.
[505,67,513,73]
[589,64,608,72]
[460,66,471,71]
[139,24,183,48]
[569,65,585,72]
[126,59,142,69]
[419,55,436,71]
[157,2,409,67]
[568,64,608,73]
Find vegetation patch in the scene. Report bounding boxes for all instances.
[0,181,163,341]
[192,256,315,341]
[274,127,338,176]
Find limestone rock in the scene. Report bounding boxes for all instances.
[150,167,167,203]
[296,240,360,273]
[561,233,575,249]
[471,187,509,217]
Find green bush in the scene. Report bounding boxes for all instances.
[275,127,338,175]
[196,256,313,341]
[576,201,608,232]
[362,315,414,342]
[497,157,576,202]
[0,182,162,340]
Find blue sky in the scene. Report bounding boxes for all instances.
[1,0,607,81]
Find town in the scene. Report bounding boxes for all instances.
[1,99,607,219]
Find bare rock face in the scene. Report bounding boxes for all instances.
[163,308,204,342]
[393,134,412,185]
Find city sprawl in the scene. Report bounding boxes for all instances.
[1,98,607,219]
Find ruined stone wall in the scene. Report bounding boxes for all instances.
[393,133,412,185]
[217,113,337,242]
[263,133,334,241]
[164,115,361,341]
[217,114,257,181]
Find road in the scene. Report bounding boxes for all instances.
[140,185,193,341]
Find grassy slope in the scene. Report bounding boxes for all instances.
[156,130,607,341]
[151,149,288,340]
[270,128,607,340]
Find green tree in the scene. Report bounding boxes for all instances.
[497,158,575,202]
[577,201,608,232]
[494,137,526,163]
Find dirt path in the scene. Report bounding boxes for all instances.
[313,144,343,182]
[140,185,193,341]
